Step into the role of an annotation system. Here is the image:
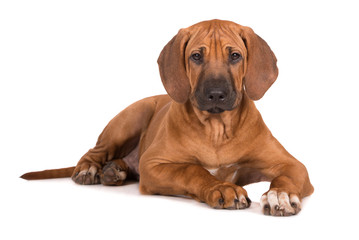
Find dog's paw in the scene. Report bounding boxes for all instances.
[203,182,251,209]
[260,189,301,216]
[100,160,128,186]
[72,162,101,185]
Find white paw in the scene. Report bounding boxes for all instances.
[260,190,301,216]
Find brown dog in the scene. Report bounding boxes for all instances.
[21,19,314,216]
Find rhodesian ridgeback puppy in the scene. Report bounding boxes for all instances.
[21,19,314,216]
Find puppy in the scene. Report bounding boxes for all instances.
[22,19,314,216]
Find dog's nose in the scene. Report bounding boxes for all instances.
[206,88,227,103]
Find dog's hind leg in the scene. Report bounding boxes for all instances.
[100,142,140,185]
[100,159,129,186]
[72,95,170,185]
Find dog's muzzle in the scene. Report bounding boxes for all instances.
[195,78,237,114]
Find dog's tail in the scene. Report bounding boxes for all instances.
[20,167,76,180]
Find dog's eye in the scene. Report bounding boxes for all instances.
[191,53,202,61]
[230,52,242,62]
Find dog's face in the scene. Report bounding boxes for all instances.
[158,20,278,113]
[185,21,247,113]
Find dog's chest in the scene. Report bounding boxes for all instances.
[190,136,247,183]
[195,140,241,162]
[204,163,241,183]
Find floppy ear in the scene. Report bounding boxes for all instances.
[157,29,191,103]
[240,26,279,100]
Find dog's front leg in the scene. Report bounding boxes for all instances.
[260,162,314,216]
[139,162,251,209]
[255,139,314,216]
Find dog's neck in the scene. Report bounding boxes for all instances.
[171,94,253,146]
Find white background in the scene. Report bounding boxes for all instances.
[1,0,358,239]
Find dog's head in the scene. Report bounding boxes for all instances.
[158,19,278,113]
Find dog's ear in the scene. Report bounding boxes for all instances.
[240,26,278,100]
[158,29,191,103]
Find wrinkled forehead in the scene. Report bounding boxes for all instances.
[185,21,247,56]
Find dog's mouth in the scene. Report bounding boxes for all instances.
[206,107,225,114]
